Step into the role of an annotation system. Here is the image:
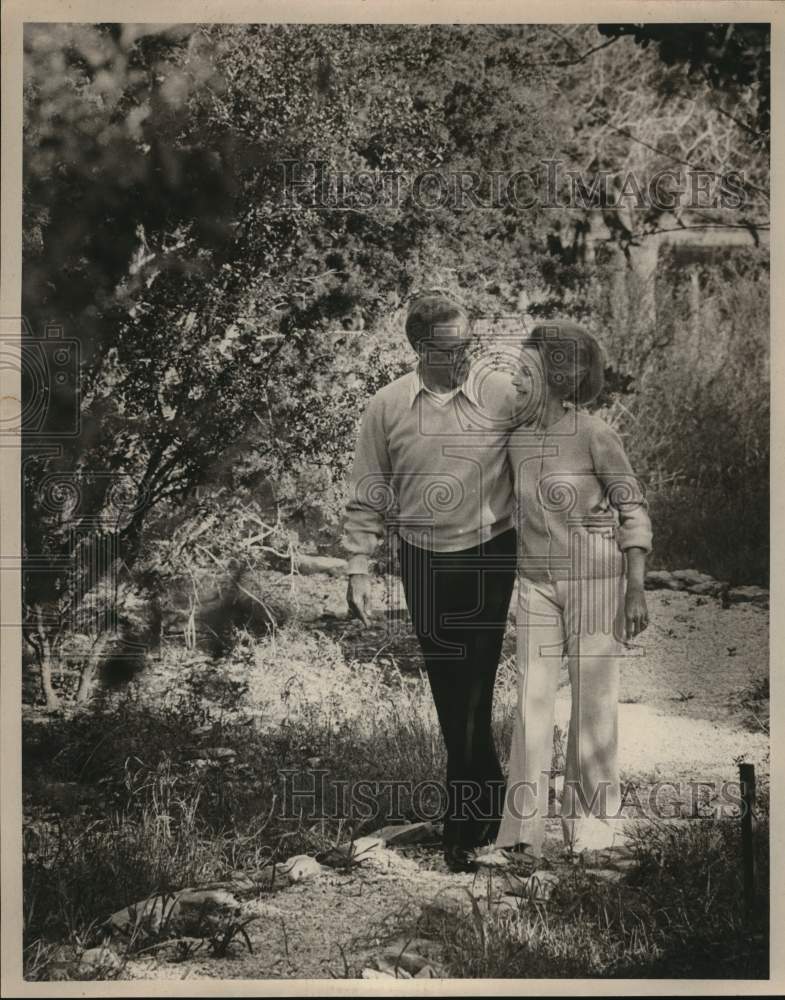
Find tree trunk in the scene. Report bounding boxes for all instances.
[29,604,61,711]
[75,633,112,705]
[38,646,60,712]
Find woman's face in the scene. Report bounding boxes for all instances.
[511,346,545,424]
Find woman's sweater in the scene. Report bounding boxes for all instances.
[508,408,653,581]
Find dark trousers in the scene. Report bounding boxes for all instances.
[398,527,517,849]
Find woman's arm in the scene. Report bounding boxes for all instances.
[588,419,653,555]
[624,546,649,639]
[589,419,652,640]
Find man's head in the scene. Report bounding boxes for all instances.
[405,292,473,385]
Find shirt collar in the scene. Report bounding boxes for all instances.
[407,362,479,408]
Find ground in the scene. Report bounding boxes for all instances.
[120,573,769,981]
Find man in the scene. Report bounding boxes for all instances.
[342,290,521,872]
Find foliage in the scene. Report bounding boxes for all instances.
[22,23,563,703]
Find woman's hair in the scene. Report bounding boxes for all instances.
[526,320,605,405]
[405,291,470,347]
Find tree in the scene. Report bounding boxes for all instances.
[22,23,564,705]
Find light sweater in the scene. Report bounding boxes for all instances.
[342,364,519,574]
[508,407,653,581]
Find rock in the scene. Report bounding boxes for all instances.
[491,895,527,917]
[373,956,413,978]
[182,746,237,764]
[203,747,237,761]
[381,944,436,975]
[283,854,325,883]
[294,554,348,577]
[382,936,444,963]
[315,845,354,869]
[644,569,673,590]
[79,945,122,973]
[727,585,769,608]
[421,886,489,920]
[362,967,396,979]
[503,871,560,901]
[586,868,625,884]
[671,569,715,586]
[351,835,386,857]
[415,964,440,978]
[104,887,241,939]
[104,894,173,938]
[369,821,438,846]
[171,888,242,933]
[688,581,721,596]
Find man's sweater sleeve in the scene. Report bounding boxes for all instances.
[341,393,395,575]
[589,419,653,553]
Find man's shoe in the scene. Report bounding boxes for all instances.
[444,844,477,874]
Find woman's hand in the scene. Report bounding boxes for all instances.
[625,585,649,640]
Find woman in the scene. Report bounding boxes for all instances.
[478,320,653,870]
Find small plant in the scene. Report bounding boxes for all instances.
[203,913,259,958]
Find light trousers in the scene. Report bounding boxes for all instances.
[496,573,628,855]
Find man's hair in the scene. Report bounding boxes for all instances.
[405,292,470,346]
[527,320,605,405]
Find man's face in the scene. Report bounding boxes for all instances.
[416,319,473,382]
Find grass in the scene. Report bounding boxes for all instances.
[22,627,468,974]
[22,623,769,981]
[412,817,769,979]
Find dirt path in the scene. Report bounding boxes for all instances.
[125,583,768,981]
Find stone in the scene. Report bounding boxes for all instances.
[182,746,236,763]
[104,887,241,939]
[104,894,173,938]
[171,888,242,933]
[361,968,395,979]
[381,944,436,975]
[671,569,715,586]
[202,747,237,761]
[494,894,526,914]
[688,581,720,596]
[372,956,412,977]
[421,886,490,920]
[727,585,769,608]
[78,945,122,973]
[293,554,348,577]
[316,841,382,868]
[586,868,625,884]
[644,569,673,590]
[369,821,438,846]
[415,964,440,978]
[283,854,325,883]
[351,835,386,857]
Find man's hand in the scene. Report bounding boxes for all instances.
[624,585,649,640]
[346,573,372,627]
